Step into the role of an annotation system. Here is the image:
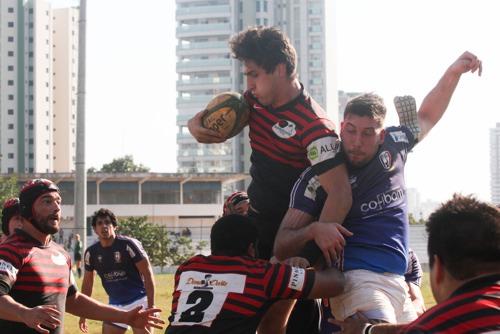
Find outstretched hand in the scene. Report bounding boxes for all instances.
[21,305,61,334]
[187,109,225,143]
[126,306,165,332]
[449,51,482,76]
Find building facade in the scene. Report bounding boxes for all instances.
[175,0,330,174]
[491,122,500,205]
[0,0,77,174]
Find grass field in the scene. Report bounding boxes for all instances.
[64,272,436,333]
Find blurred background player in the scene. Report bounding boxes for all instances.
[1,198,23,243]
[79,208,157,334]
[73,233,83,278]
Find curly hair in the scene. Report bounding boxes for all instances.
[91,208,118,228]
[230,26,297,78]
[426,194,500,280]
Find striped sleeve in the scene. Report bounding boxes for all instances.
[0,242,23,294]
[264,263,315,300]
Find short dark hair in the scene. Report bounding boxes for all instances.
[344,93,387,125]
[230,26,297,78]
[426,194,500,280]
[91,208,118,228]
[210,214,258,256]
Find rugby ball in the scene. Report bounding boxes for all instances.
[202,92,250,139]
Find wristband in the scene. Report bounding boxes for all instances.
[363,324,374,334]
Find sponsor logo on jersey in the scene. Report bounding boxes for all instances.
[104,270,127,281]
[304,176,321,201]
[114,251,121,263]
[0,259,18,280]
[360,188,405,213]
[272,120,296,139]
[51,251,67,266]
[185,274,230,290]
[390,131,409,143]
[288,267,306,291]
[307,137,341,165]
[379,151,392,170]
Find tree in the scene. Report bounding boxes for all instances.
[0,175,19,205]
[100,155,150,173]
[117,216,196,271]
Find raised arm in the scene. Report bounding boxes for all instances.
[417,51,482,140]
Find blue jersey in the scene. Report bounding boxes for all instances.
[290,126,417,275]
[84,235,148,304]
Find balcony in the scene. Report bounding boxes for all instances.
[176,41,228,56]
[176,5,231,20]
[177,23,231,38]
[176,58,232,73]
[176,76,231,90]
[176,95,212,108]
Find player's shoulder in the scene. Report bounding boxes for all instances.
[385,126,415,145]
[115,235,143,248]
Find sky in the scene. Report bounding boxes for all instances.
[59,0,499,203]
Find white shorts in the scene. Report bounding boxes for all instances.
[329,269,408,323]
[400,289,418,323]
[107,295,148,329]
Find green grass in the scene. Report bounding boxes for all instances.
[64,272,436,333]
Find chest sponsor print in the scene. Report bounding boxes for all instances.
[272,120,297,139]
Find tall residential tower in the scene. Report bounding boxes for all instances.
[0,0,78,174]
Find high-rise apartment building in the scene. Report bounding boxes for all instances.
[0,0,78,174]
[491,122,500,204]
[175,0,330,173]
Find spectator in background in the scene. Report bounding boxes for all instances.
[223,191,250,216]
[73,233,83,278]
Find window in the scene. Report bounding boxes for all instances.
[8,124,14,130]
[8,51,14,57]
[8,65,14,71]
[8,109,14,115]
[8,95,14,101]
[7,168,14,174]
[8,36,14,42]
[29,109,33,115]
[8,138,14,144]
[8,80,14,86]
[29,124,33,130]
[8,22,14,28]
[29,153,34,158]
[7,153,14,159]
[8,7,14,13]
[29,139,34,144]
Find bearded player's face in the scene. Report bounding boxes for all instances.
[341,114,385,167]
[32,192,62,234]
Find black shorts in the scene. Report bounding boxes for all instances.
[74,253,82,262]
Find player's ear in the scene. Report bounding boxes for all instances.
[247,243,256,258]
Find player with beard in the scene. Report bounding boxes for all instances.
[79,208,156,334]
[0,179,163,334]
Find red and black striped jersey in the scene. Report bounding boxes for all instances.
[166,254,315,334]
[0,230,77,334]
[401,274,500,334]
[244,87,343,215]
